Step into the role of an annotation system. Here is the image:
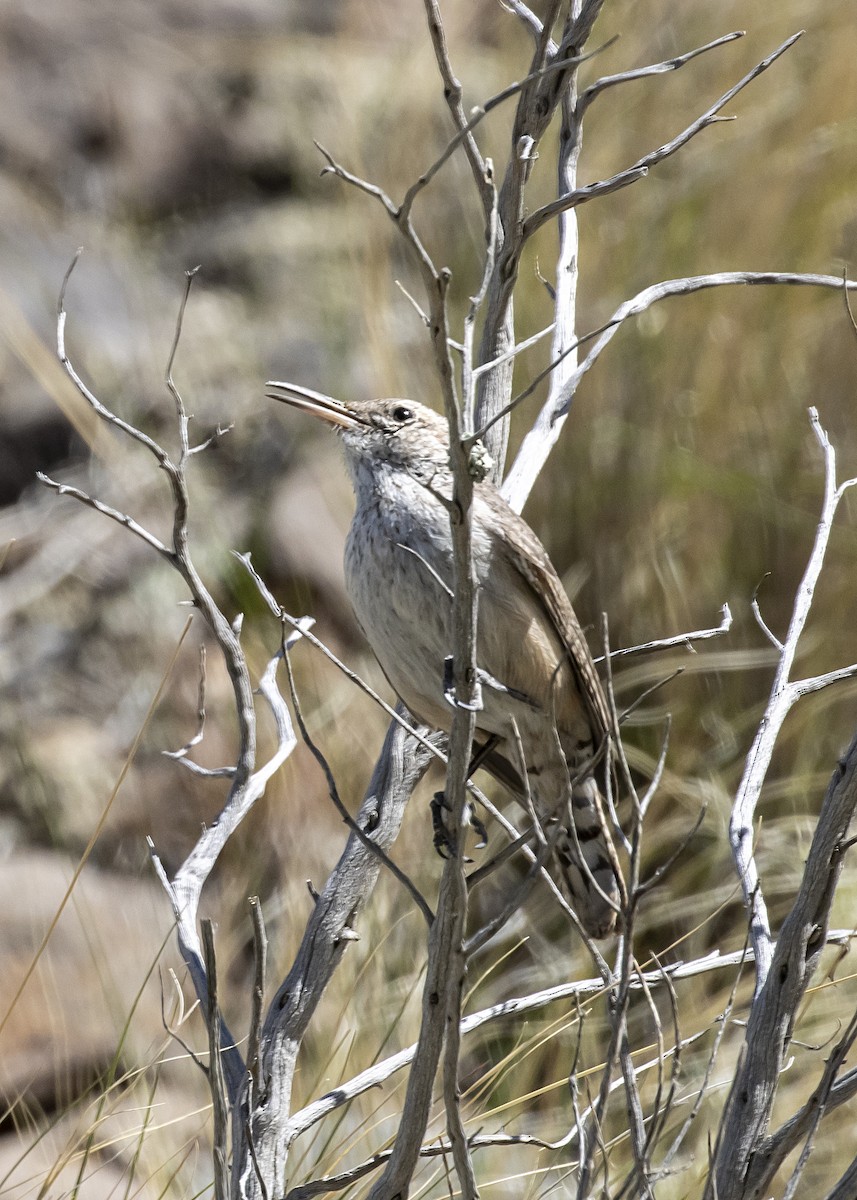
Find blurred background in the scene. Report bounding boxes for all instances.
[1,0,856,1195]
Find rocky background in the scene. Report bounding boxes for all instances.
[1,0,856,1196]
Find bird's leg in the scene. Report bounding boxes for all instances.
[430,733,498,858]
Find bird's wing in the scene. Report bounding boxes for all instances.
[475,483,612,744]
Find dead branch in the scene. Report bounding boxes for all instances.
[235,717,437,1197]
[707,731,857,1199]
[523,33,803,239]
[728,410,857,994]
[283,929,854,1144]
[577,31,745,115]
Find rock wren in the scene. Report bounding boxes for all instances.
[268,383,622,938]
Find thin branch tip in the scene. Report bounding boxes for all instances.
[58,248,84,315]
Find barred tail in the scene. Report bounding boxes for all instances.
[554,776,621,939]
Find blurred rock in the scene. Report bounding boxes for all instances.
[0,850,179,1108]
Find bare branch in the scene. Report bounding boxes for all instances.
[164,265,200,464]
[164,644,208,760]
[237,717,437,1196]
[503,271,857,510]
[397,46,603,225]
[708,731,857,1199]
[247,896,267,1093]
[461,165,499,428]
[498,0,543,43]
[751,575,784,652]
[470,320,555,381]
[727,410,856,994]
[51,279,269,1037]
[282,646,435,927]
[421,0,491,214]
[578,31,746,115]
[57,251,172,467]
[201,921,230,1200]
[284,929,855,1142]
[523,31,803,239]
[596,604,733,663]
[36,473,172,560]
[637,717,670,825]
[524,164,650,234]
[314,141,398,217]
[468,314,617,448]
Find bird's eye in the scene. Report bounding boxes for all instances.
[391,405,413,423]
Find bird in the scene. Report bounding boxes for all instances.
[267,382,623,938]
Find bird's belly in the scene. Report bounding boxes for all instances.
[344,517,544,739]
[345,520,457,728]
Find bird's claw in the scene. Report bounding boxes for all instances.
[430,792,487,859]
[431,791,457,858]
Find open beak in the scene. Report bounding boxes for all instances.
[266,381,362,430]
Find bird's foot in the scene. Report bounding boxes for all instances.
[442,655,484,712]
[430,792,488,860]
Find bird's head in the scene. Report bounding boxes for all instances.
[266,383,452,478]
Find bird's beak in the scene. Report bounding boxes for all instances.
[266,381,362,430]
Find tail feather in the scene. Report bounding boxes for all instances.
[478,737,623,938]
[555,776,621,938]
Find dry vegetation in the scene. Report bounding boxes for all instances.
[1,0,857,1197]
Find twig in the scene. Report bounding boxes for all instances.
[202,921,230,1200]
[728,410,857,994]
[617,1003,654,1196]
[164,644,208,760]
[421,0,491,216]
[523,32,803,239]
[643,958,681,1159]
[708,730,857,1200]
[396,45,606,226]
[247,897,267,1092]
[159,969,206,1074]
[595,604,733,663]
[235,550,455,774]
[56,251,171,468]
[463,819,564,957]
[164,266,200,464]
[35,473,172,559]
[282,646,435,927]
[503,272,857,512]
[638,717,671,822]
[654,920,751,1181]
[498,0,543,43]
[751,575,784,652]
[578,31,745,115]
[468,313,626,449]
[282,929,854,1143]
[782,1010,857,1200]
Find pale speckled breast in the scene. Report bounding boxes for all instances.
[343,467,575,744]
[344,473,458,729]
